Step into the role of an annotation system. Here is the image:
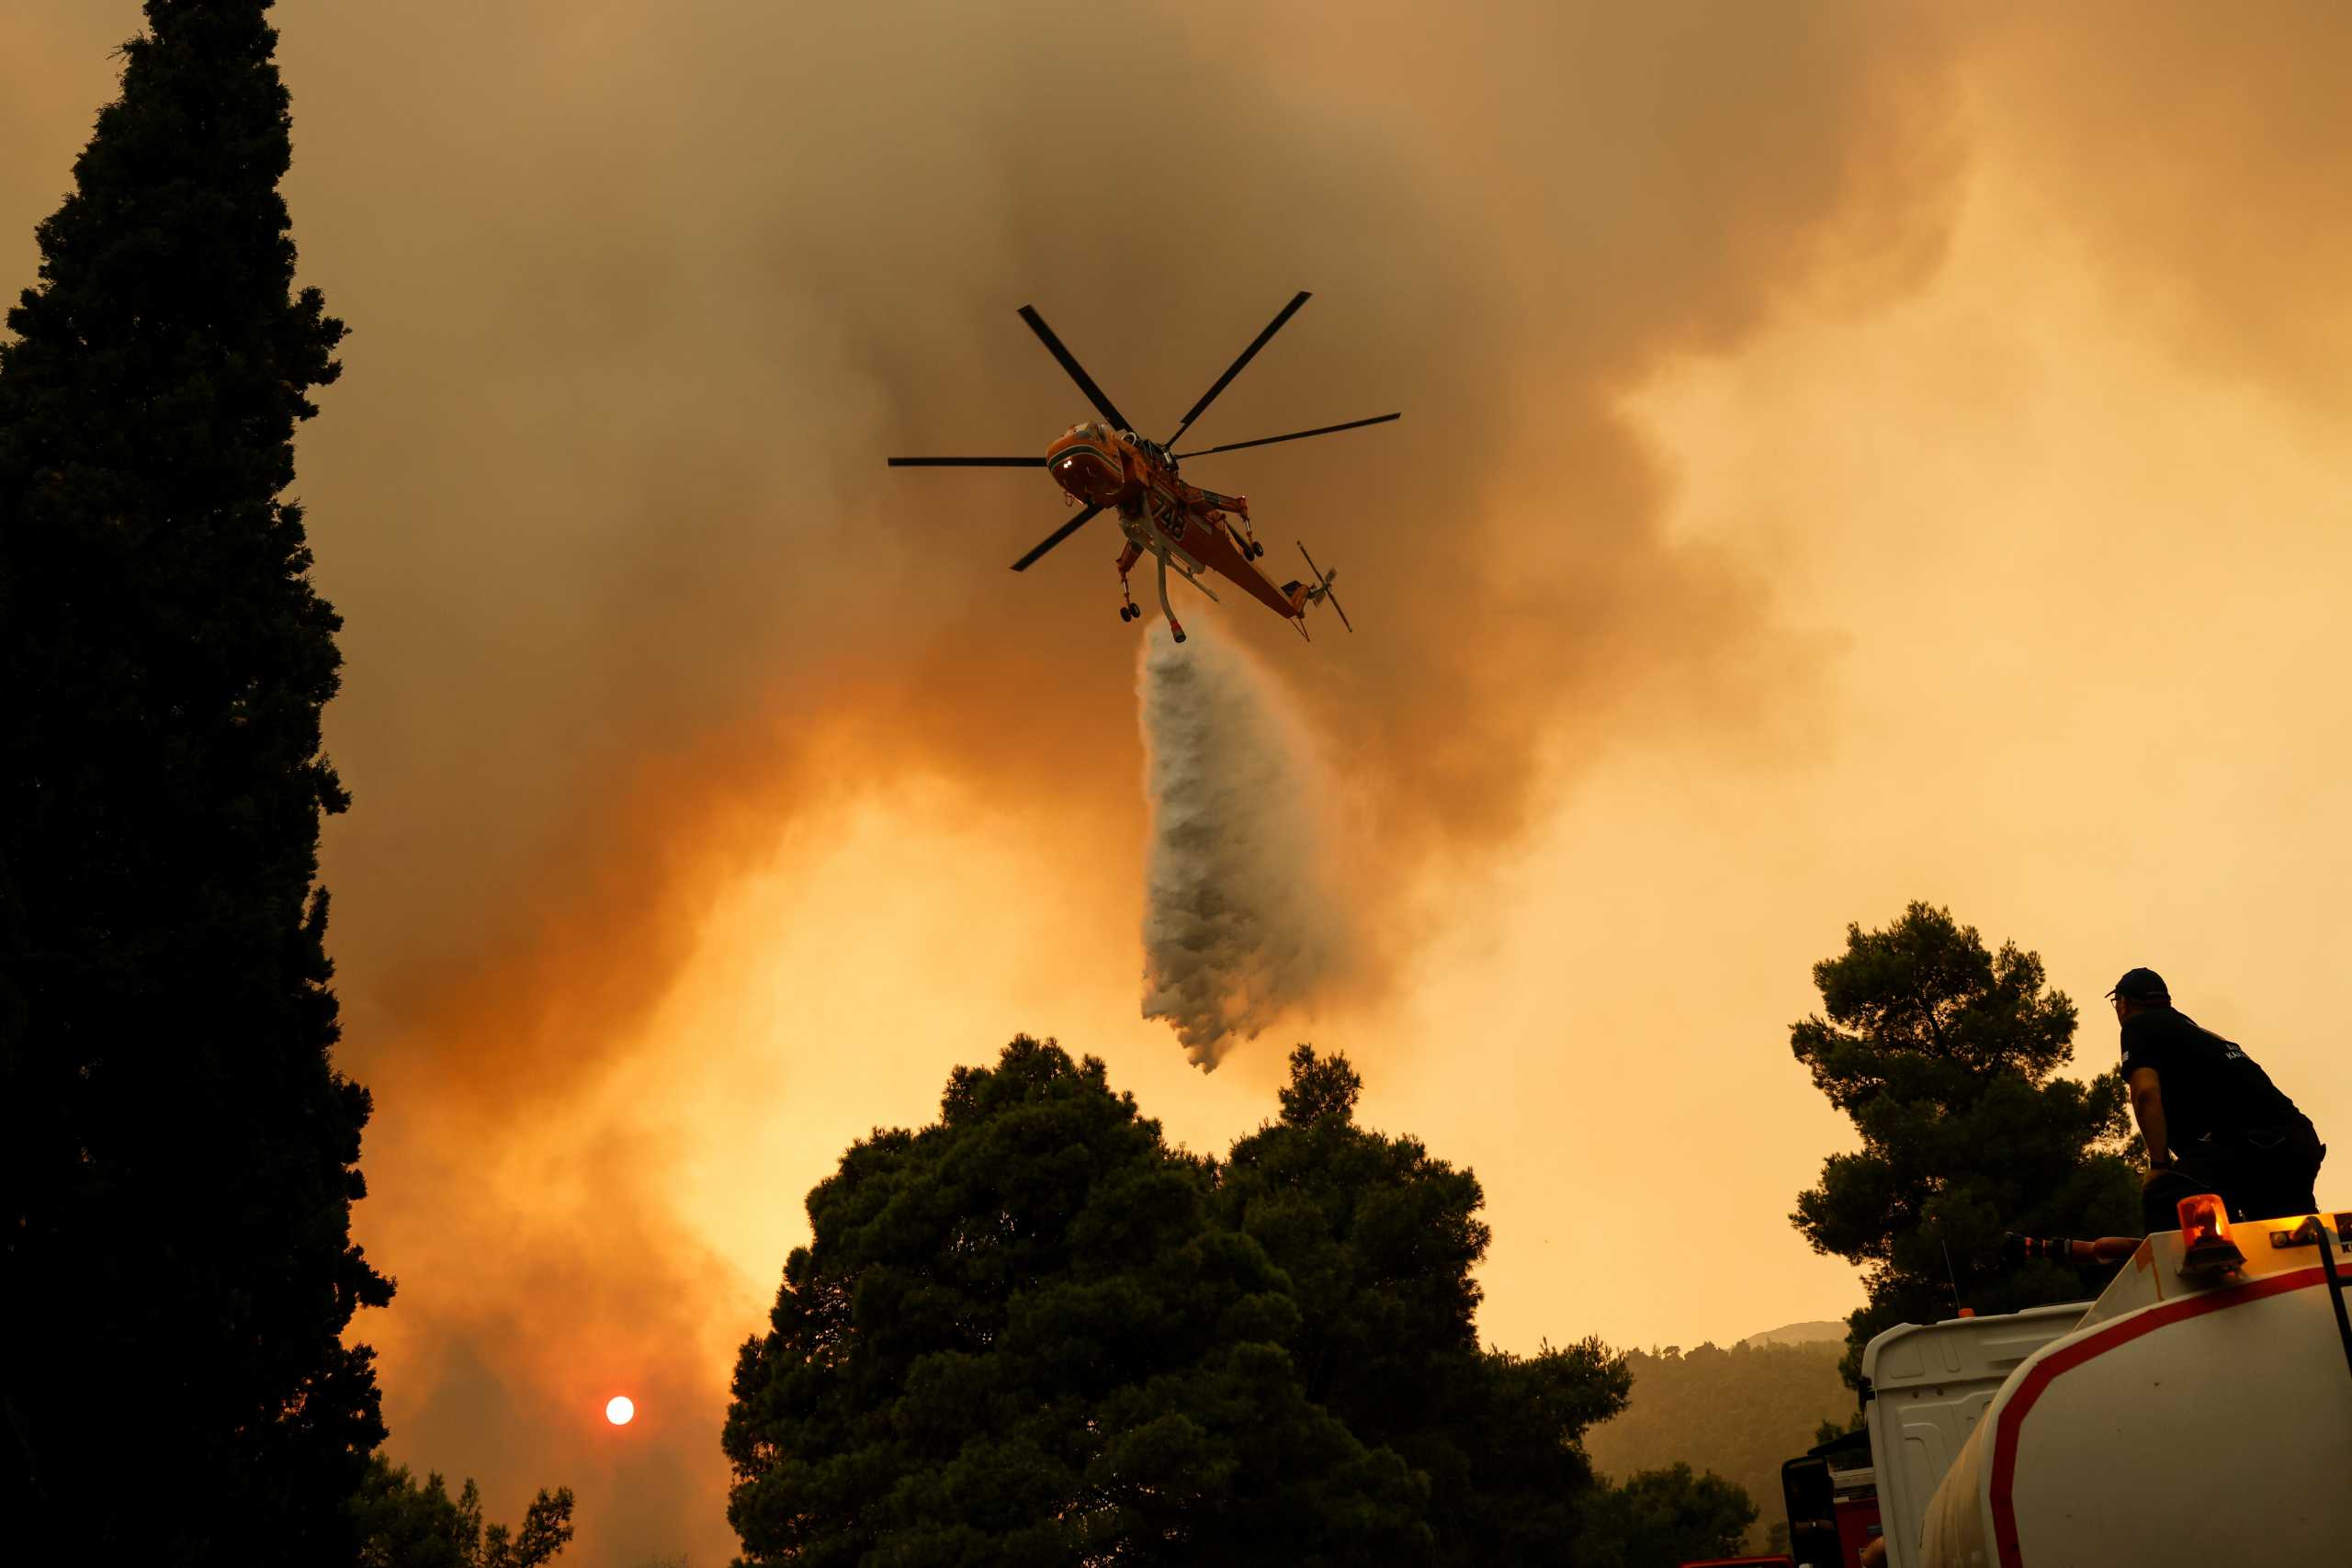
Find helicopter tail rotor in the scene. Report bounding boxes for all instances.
[1296,541,1352,633]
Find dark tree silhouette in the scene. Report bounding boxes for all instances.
[1572,1461,1756,1568]
[1217,1045,1632,1565]
[1789,904,2138,1388]
[351,1459,576,1568]
[723,1037,1428,1566]
[728,1040,1647,1563]
[0,3,390,1559]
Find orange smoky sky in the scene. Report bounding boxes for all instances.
[8,4,2351,1563]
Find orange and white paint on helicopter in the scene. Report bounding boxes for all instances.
[892,291,1390,644]
[1043,422,1315,635]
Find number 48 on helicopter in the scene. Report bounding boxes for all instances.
[888,291,1396,643]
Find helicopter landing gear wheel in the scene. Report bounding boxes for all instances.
[1155,551,1183,645]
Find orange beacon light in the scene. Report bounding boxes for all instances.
[2177,1192,2246,1281]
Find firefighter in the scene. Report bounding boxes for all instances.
[2111,967,2327,1231]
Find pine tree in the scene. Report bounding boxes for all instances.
[350,1459,577,1568]
[1789,904,2139,1390]
[1217,1047,1633,1565]
[723,1037,1430,1566]
[0,4,391,1560]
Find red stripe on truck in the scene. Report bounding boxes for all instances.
[1987,1266,2325,1568]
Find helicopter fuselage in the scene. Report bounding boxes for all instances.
[1043,422,1306,623]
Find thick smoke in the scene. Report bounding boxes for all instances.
[30,1,2352,1561]
[1138,623,1351,1069]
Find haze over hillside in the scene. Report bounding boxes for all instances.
[1584,1339,1855,1551]
[1740,1320,1847,1348]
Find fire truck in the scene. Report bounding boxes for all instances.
[1686,1196,2350,1568]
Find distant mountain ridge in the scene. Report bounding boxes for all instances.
[1739,1319,1847,1348]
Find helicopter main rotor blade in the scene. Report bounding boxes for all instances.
[1011,502,1103,572]
[1165,289,1311,449]
[1017,305,1134,433]
[888,456,1046,467]
[1173,412,1400,459]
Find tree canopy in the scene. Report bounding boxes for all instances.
[1572,1461,1757,1568]
[1789,904,2138,1387]
[1218,1046,1632,1565]
[726,1039,1640,1565]
[351,1458,576,1568]
[724,1038,1429,1566]
[0,1,388,1555]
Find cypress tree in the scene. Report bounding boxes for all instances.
[0,4,391,1562]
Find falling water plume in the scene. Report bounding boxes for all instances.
[1136,621,1351,1069]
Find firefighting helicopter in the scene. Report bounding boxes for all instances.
[888,291,1396,643]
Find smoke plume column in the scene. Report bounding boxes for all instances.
[1137,621,1351,1069]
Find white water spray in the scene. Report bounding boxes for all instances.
[1136,621,1350,1069]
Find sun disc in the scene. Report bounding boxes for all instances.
[605,1394,635,1426]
